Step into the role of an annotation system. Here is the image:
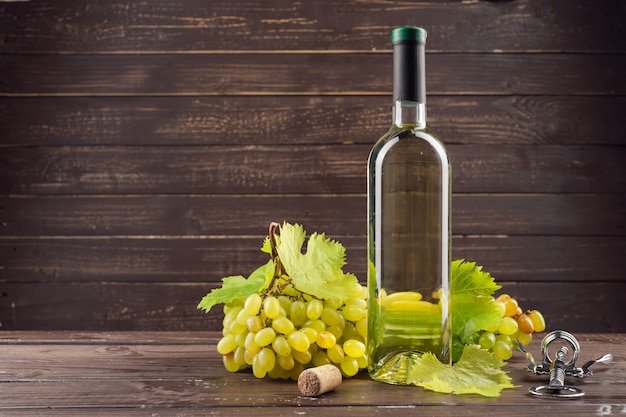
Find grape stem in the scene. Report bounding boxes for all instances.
[268,222,285,277]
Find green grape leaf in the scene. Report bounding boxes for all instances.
[408,344,516,397]
[451,259,501,296]
[197,260,274,312]
[451,259,502,361]
[261,236,272,255]
[275,222,358,303]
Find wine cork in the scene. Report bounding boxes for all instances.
[297,364,342,397]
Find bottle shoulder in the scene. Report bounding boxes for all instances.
[373,125,445,149]
[369,125,449,165]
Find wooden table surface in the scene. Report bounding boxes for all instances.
[0,331,624,416]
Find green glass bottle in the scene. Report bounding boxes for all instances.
[367,26,452,385]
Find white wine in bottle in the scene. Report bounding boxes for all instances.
[367,26,452,385]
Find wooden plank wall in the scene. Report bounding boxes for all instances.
[1,0,625,332]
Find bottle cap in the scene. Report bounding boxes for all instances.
[392,26,427,44]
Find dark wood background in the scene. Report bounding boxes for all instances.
[1,0,625,332]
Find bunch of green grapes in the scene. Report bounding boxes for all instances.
[477,293,546,360]
[216,281,369,380]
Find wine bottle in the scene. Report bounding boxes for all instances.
[367,26,452,385]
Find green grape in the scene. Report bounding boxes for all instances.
[324,298,342,310]
[277,353,295,370]
[254,327,276,347]
[268,363,286,380]
[272,316,295,335]
[340,356,359,377]
[234,332,247,347]
[217,334,237,355]
[312,350,332,367]
[272,335,291,357]
[287,330,310,352]
[252,354,267,378]
[257,347,276,372]
[528,309,546,332]
[244,348,256,366]
[289,362,305,381]
[344,296,367,310]
[343,339,366,358]
[327,344,345,363]
[498,316,519,336]
[342,322,360,342]
[303,319,326,334]
[228,320,247,335]
[292,348,312,364]
[321,307,343,328]
[515,330,532,346]
[503,298,519,318]
[478,332,496,349]
[263,296,281,319]
[306,299,324,320]
[244,331,259,352]
[244,293,263,316]
[223,353,240,372]
[235,308,250,326]
[300,327,318,344]
[290,300,307,328]
[342,304,365,322]
[356,354,368,369]
[277,295,292,312]
[246,315,263,333]
[326,326,343,340]
[233,346,246,366]
[493,340,513,360]
[382,291,422,308]
[222,306,241,329]
[355,318,368,338]
[316,330,337,349]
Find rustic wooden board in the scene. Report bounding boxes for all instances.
[2,54,625,96]
[1,236,624,284]
[1,145,624,194]
[2,0,624,53]
[2,96,625,146]
[1,282,625,332]
[1,407,624,417]
[0,332,623,416]
[2,194,625,236]
[0,330,215,345]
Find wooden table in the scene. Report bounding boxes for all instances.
[1,332,623,416]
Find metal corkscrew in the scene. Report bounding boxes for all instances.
[519,330,612,399]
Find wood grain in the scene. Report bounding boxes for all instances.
[1,0,624,333]
[2,236,624,284]
[1,281,625,332]
[1,144,624,194]
[2,194,625,236]
[3,96,625,146]
[2,0,624,52]
[2,53,624,96]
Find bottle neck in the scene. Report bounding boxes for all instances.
[393,40,426,103]
[392,36,426,129]
[392,100,426,129]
